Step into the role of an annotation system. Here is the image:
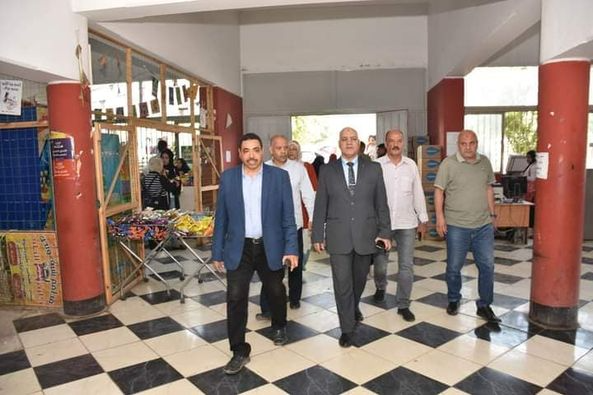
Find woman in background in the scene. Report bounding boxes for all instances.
[161,151,181,209]
[174,158,191,175]
[523,150,536,202]
[142,157,177,210]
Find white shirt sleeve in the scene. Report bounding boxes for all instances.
[412,162,429,224]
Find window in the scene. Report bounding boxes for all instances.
[291,114,376,162]
[464,113,503,171]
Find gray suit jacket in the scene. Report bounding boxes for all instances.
[312,156,391,255]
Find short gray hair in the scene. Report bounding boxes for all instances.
[148,156,163,173]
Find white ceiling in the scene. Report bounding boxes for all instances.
[75,0,504,22]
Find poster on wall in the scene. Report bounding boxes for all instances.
[0,80,23,116]
[50,131,76,181]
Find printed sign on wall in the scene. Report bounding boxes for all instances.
[0,80,23,115]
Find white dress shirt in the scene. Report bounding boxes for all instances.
[376,155,428,230]
[265,159,315,229]
[340,156,359,184]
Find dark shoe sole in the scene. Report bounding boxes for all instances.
[223,356,250,375]
[373,291,385,302]
[339,335,352,348]
[397,310,416,322]
[477,310,502,323]
[446,303,459,316]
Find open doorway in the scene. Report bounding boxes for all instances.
[291,113,376,162]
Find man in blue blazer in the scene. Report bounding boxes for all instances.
[212,133,298,375]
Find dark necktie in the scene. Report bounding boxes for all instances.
[347,162,355,195]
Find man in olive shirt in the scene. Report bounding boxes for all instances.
[434,130,501,323]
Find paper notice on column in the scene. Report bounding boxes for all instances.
[536,152,548,179]
[225,150,232,163]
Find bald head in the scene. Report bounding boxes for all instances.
[458,129,477,142]
[339,127,360,161]
[269,134,289,165]
[385,129,404,141]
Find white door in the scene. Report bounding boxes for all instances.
[245,116,291,161]
[376,109,408,154]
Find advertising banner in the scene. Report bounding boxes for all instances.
[5,232,62,306]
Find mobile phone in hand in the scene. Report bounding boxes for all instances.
[375,240,386,251]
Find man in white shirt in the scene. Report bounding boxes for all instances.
[258,135,315,317]
[373,129,428,322]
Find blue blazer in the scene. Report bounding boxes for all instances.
[212,164,298,271]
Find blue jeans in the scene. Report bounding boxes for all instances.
[446,223,494,308]
[373,228,416,308]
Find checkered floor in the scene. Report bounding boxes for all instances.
[2,239,593,395]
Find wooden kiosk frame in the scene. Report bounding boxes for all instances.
[89,30,224,304]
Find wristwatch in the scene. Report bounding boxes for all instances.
[489,213,497,218]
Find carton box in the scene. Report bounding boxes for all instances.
[5,232,62,307]
[422,182,435,193]
[417,145,442,159]
[423,225,444,241]
[424,191,435,211]
[427,211,438,226]
[421,171,438,184]
[418,158,441,172]
[411,136,430,146]
[408,136,430,160]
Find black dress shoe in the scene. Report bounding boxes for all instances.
[446,301,459,316]
[354,311,364,322]
[373,289,385,302]
[339,333,352,348]
[477,305,501,323]
[255,312,271,321]
[397,308,416,322]
[273,328,288,345]
[289,301,301,309]
[223,354,250,375]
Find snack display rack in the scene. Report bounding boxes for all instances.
[107,210,225,301]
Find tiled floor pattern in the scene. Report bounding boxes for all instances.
[2,239,593,394]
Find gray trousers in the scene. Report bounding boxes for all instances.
[330,252,371,334]
[373,228,416,309]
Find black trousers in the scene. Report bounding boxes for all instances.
[330,251,371,334]
[260,228,303,312]
[227,239,287,356]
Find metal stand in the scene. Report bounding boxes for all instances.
[115,233,186,300]
[177,235,226,303]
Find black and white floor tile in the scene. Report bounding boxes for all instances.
[2,239,593,394]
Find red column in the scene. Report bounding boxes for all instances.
[427,77,464,153]
[213,87,243,168]
[530,60,590,329]
[47,81,105,316]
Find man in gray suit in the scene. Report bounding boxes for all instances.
[312,127,392,347]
